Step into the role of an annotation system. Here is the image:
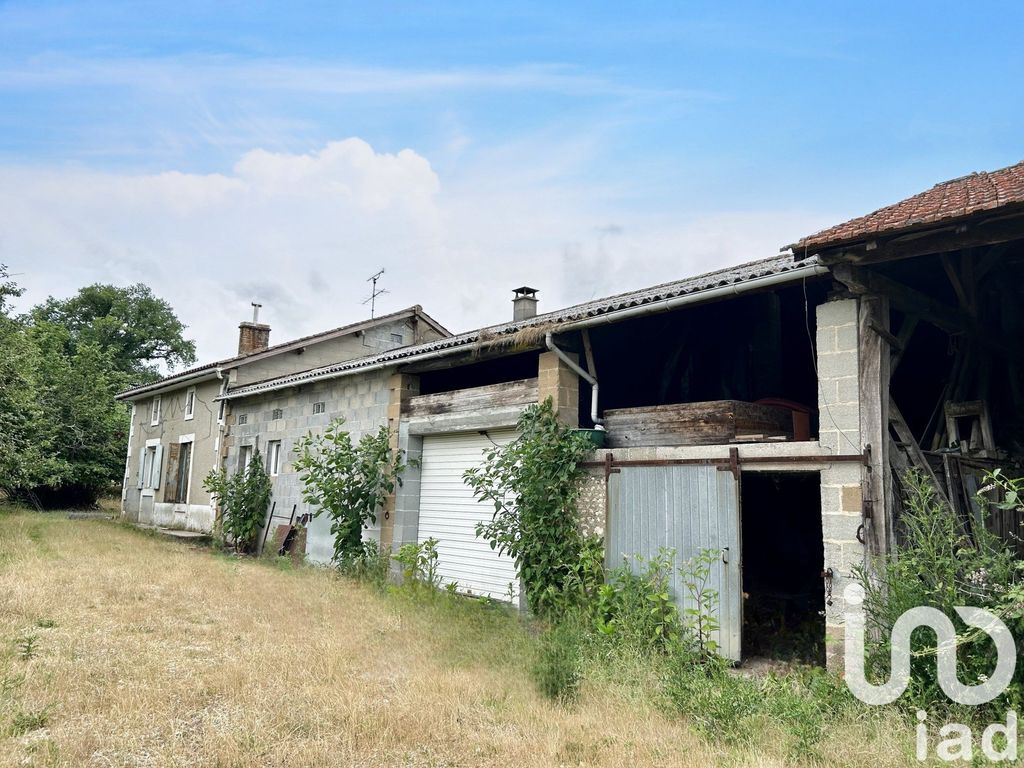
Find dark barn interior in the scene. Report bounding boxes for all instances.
[740,471,825,665]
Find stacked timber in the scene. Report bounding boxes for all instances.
[603,400,794,448]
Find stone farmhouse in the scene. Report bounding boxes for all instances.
[117,159,1024,670]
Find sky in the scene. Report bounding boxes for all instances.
[0,1,1022,365]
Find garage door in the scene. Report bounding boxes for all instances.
[418,429,519,601]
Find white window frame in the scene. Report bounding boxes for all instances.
[141,438,161,497]
[150,396,161,426]
[184,387,196,421]
[267,440,282,477]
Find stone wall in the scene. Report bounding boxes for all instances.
[226,369,391,564]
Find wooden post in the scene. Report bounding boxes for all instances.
[858,295,892,555]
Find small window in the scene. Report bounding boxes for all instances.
[267,441,282,476]
[184,387,196,421]
[150,396,161,425]
[217,400,226,425]
[238,444,253,474]
[237,414,248,425]
[272,408,283,420]
[390,333,404,344]
[312,402,326,415]
[167,441,192,503]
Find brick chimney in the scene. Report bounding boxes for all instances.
[512,286,538,321]
[238,302,271,355]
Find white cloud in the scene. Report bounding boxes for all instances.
[0,137,834,368]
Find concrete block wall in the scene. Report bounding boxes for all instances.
[815,297,867,671]
[226,369,390,564]
[538,350,580,427]
[382,373,420,550]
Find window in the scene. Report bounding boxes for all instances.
[237,414,248,425]
[312,402,326,415]
[390,333,404,344]
[164,441,193,504]
[267,440,282,476]
[272,408,283,420]
[217,400,226,425]
[184,387,196,421]
[238,444,253,474]
[150,396,161,425]
[142,446,155,485]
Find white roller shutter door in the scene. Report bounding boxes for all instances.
[418,429,519,601]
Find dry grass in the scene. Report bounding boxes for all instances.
[0,509,916,767]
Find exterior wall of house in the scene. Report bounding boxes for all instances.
[122,377,223,532]
[225,368,392,564]
[230,317,445,387]
[815,297,867,671]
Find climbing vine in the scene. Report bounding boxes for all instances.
[463,398,596,617]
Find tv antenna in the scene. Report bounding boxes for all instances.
[363,268,388,318]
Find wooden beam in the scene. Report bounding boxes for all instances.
[889,397,950,509]
[860,296,891,555]
[890,314,919,372]
[818,211,1024,265]
[941,253,971,312]
[832,264,972,336]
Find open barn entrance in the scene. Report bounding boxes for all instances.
[741,471,825,665]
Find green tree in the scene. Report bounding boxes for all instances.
[294,419,406,567]
[30,283,197,383]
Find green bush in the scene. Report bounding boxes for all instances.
[533,618,584,704]
[855,470,1024,717]
[203,449,272,554]
[464,399,595,619]
[393,537,440,589]
[294,419,406,568]
[594,550,680,653]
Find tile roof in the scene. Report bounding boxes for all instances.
[791,159,1024,255]
[115,306,451,400]
[222,253,826,400]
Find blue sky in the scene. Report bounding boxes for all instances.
[1,1,1022,360]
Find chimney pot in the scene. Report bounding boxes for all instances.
[512,286,539,321]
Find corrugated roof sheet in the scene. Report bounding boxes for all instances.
[792,159,1024,254]
[222,253,820,400]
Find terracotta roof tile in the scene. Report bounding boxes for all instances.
[792,159,1024,254]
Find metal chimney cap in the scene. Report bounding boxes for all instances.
[512,286,538,297]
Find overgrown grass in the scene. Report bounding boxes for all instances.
[0,508,916,766]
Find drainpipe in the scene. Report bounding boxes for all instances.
[544,331,604,430]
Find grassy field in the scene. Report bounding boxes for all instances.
[0,509,917,767]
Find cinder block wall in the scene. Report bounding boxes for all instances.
[537,350,579,426]
[227,369,390,564]
[815,297,866,671]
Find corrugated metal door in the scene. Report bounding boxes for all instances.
[606,465,742,660]
[418,429,519,601]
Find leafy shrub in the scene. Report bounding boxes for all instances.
[464,399,594,618]
[203,449,272,554]
[533,618,584,703]
[294,419,406,567]
[678,548,721,659]
[393,537,441,589]
[855,470,1024,717]
[594,550,680,653]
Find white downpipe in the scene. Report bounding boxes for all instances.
[544,331,604,429]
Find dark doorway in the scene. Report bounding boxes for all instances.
[741,471,825,665]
